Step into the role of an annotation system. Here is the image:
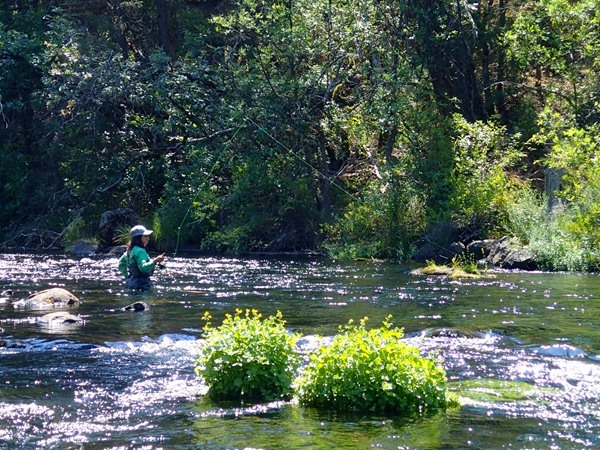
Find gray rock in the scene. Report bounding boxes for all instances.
[466,239,497,259]
[13,288,80,309]
[107,245,127,255]
[503,248,536,270]
[98,208,139,248]
[485,236,537,270]
[68,240,99,256]
[416,327,485,339]
[0,289,13,303]
[412,241,465,262]
[487,236,518,266]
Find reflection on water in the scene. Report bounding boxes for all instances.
[0,253,599,449]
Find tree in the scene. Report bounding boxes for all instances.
[402,0,487,122]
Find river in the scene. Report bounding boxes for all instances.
[0,253,598,449]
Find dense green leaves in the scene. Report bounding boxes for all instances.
[294,317,452,414]
[195,309,301,401]
[195,312,454,414]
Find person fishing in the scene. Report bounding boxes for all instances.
[118,225,165,291]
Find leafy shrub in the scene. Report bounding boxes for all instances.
[447,115,523,236]
[323,172,426,260]
[195,309,301,401]
[60,216,98,248]
[451,253,481,275]
[506,186,599,271]
[294,317,451,415]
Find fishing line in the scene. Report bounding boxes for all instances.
[172,115,374,258]
[244,116,357,201]
[173,124,244,257]
[246,117,465,259]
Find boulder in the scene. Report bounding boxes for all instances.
[485,236,537,270]
[416,327,485,339]
[68,240,99,256]
[466,239,497,259]
[0,289,13,303]
[107,245,127,255]
[13,288,79,309]
[98,208,139,248]
[412,241,465,262]
[502,247,537,270]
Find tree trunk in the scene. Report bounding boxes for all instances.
[406,0,487,122]
[156,0,176,58]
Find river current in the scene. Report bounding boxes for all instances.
[0,253,598,449]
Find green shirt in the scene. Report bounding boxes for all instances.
[118,246,156,277]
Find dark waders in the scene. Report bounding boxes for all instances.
[125,260,154,291]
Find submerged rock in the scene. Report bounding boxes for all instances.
[416,327,486,339]
[122,301,149,312]
[67,240,98,256]
[532,344,588,359]
[38,311,84,325]
[0,289,13,303]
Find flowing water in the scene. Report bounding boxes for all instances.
[0,253,598,449]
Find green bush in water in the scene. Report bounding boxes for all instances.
[294,317,451,415]
[195,309,301,401]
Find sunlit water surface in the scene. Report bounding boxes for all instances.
[0,253,598,449]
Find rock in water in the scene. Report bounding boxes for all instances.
[0,289,13,303]
[122,301,149,312]
[38,311,84,325]
[13,288,80,309]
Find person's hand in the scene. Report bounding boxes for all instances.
[154,253,165,264]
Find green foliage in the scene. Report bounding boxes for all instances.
[536,117,600,203]
[155,181,220,252]
[324,172,426,260]
[505,0,600,123]
[60,216,98,248]
[451,253,481,275]
[506,187,599,272]
[204,152,320,253]
[294,317,451,415]
[447,115,524,237]
[195,309,301,402]
[1,0,599,271]
[508,117,600,271]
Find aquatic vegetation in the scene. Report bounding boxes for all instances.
[451,378,557,405]
[195,309,301,401]
[412,256,486,279]
[294,317,454,415]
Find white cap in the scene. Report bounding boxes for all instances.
[130,225,153,238]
